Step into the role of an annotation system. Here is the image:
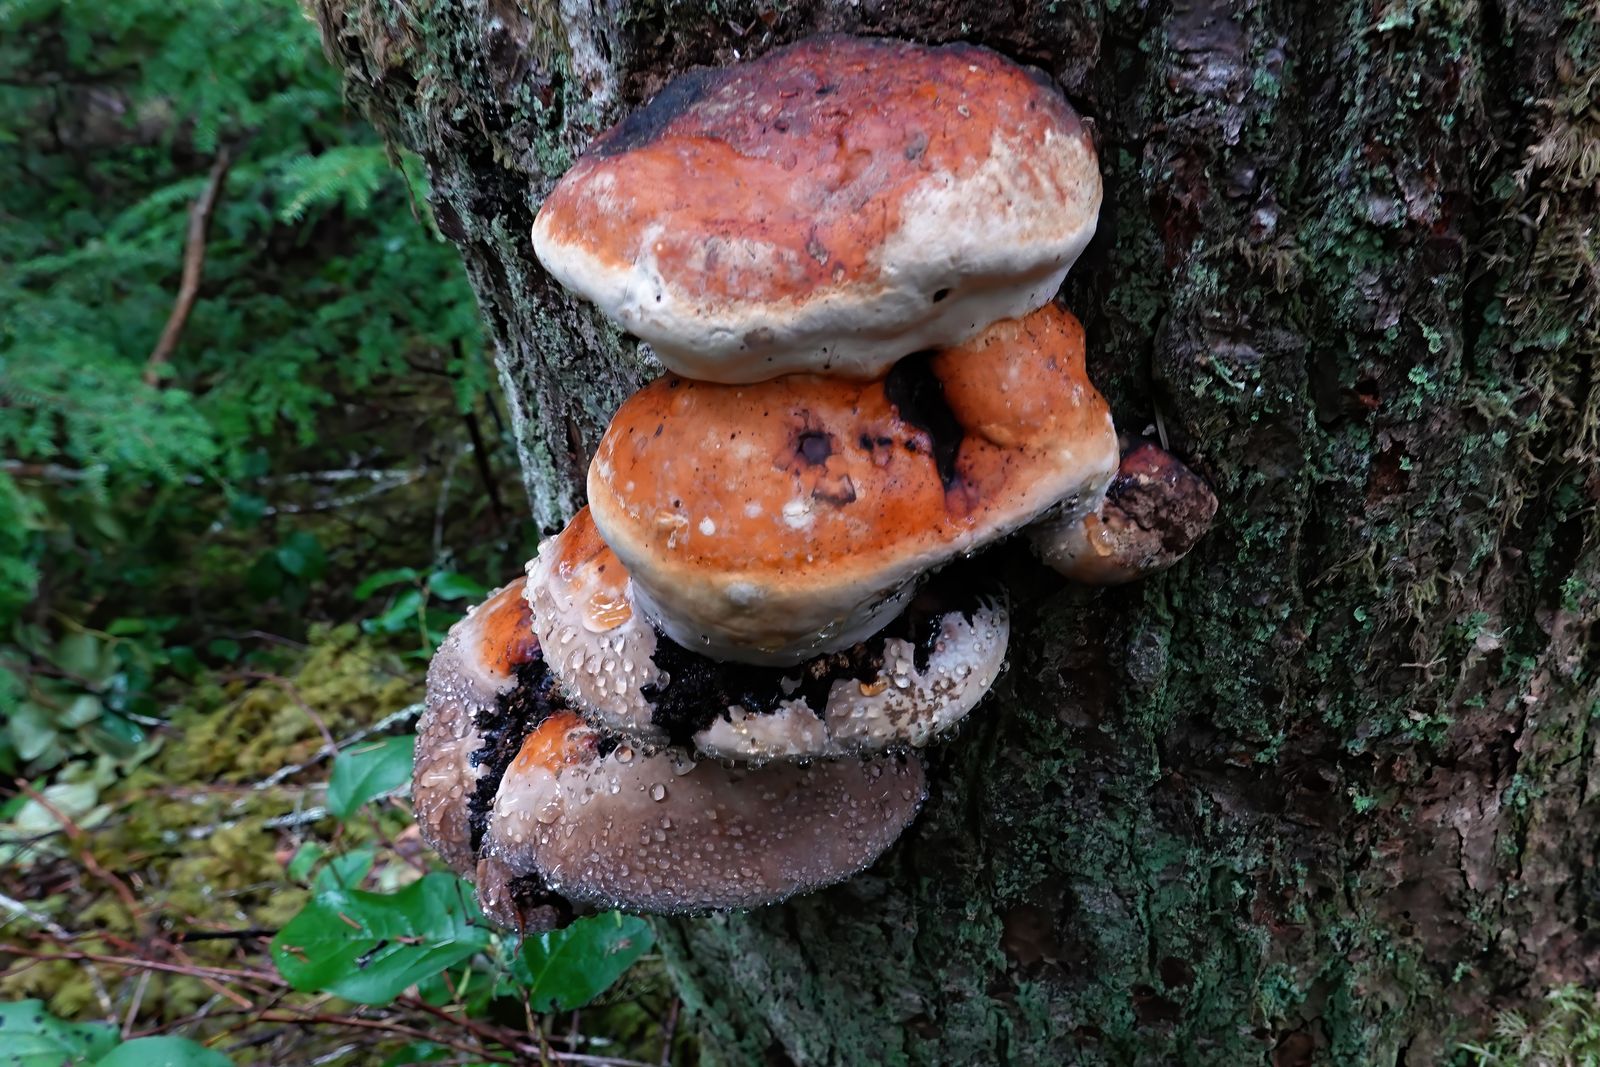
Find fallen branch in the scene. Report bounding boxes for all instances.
[0,943,285,989]
[0,891,73,939]
[246,702,422,798]
[144,149,232,386]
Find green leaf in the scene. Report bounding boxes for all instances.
[326,735,415,819]
[275,531,325,580]
[205,638,241,663]
[94,1036,234,1067]
[60,694,105,728]
[516,913,655,1012]
[167,646,201,680]
[313,847,375,893]
[380,1042,452,1067]
[9,702,58,762]
[426,572,487,601]
[363,588,423,635]
[228,493,267,528]
[245,555,283,599]
[286,842,326,883]
[270,872,491,1005]
[85,714,146,755]
[0,999,118,1066]
[54,632,106,679]
[354,568,420,600]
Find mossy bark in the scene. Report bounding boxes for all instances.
[313,0,1600,1061]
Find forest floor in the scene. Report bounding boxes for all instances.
[2,624,691,1064]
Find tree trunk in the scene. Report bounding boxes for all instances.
[313,0,1600,1061]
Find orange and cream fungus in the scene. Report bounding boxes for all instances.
[484,712,927,915]
[414,577,540,878]
[586,304,1119,666]
[524,506,665,741]
[525,507,1010,760]
[532,34,1101,384]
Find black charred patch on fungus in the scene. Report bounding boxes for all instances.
[883,351,964,489]
[590,66,722,158]
[467,657,561,856]
[641,570,994,749]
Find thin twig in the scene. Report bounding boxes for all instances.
[463,403,506,521]
[0,894,116,1015]
[0,944,285,988]
[0,891,72,939]
[251,1010,519,1064]
[240,671,337,753]
[432,445,463,562]
[162,936,257,1009]
[171,927,277,943]
[262,806,332,830]
[17,784,146,934]
[658,998,679,1067]
[259,782,410,830]
[121,968,152,1037]
[144,149,232,385]
[246,703,422,798]
[250,470,426,517]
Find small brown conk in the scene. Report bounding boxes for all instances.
[1030,438,1219,584]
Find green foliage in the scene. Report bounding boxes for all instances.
[270,867,656,1015]
[514,915,657,1013]
[325,734,415,819]
[271,872,493,1005]
[0,1001,230,1067]
[1460,986,1600,1066]
[94,1038,232,1067]
[0,999,117,1066]
[2,622,170,774]
[0,0,496,780]
[358,567,490,657]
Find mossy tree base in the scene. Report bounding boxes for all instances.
[314,0,1600,1061]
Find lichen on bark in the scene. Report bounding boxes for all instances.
[313,0,1600,1061]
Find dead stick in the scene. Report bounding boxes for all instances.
[144,149,232,385]
[0,943,284,988]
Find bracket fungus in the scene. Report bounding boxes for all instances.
[486,711,925,914]
[413,578,538,878]
[413,32,1218,929]
[587,304,1117,664]
[526,506,1010,761]
[419,595,927,929]
[531,34,1101,383]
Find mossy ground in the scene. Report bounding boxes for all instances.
[0,626,685,1062]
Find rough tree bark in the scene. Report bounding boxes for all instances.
[313,1,1599,1062]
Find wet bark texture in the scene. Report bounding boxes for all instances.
[313,0,1600,1062]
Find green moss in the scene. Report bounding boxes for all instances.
[1,627,418,1050]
